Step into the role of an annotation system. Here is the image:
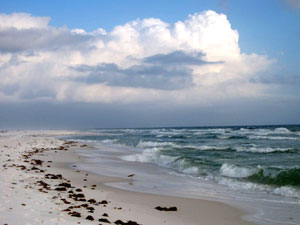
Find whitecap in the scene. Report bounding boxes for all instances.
[185,145,229,151]
[248,136,298,140]
[274,127,291,133]
[220,163,257,178]
[137,140,179,148]
[235,146,291,153]
[120,148,178,167]
[121,149,201,176]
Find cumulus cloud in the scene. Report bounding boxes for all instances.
[0,11,272,105]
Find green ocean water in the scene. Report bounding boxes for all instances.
[70,125,300,195]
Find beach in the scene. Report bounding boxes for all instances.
[0,130,256,225]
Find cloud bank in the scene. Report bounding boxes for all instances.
[0,11,272,105]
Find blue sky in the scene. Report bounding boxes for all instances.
[0,0,299,128]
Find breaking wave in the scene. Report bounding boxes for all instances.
[220,164,300,187]
[274,127,291,133]
[247,168,300,186]
[218,178,300,198]
[234,146,293,153]
[220,163,258,178]
[248,135,299,140]
[273,186,300,198]
[137,141,180,148]
[120,148,200,175]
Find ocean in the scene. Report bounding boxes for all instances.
[65,125,300,225]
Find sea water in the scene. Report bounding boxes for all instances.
[65,125,300,225]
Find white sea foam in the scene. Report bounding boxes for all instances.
[120,148,178,167]
[218,166,300,199]
[194,128,230,135]
[220,163,257,178]
[273,186,300,198]
[182,166,199,175]
[218,177,300,199]
[218,177,269,192]
[101,139,119,144]
[121,148,201,176]
[199,145,229,150]
[120,149,158,163]
[137,140,179,148]
[149,129,183,136]
[185,145,229,151]
[248,136,298,140]
[235,146,291,153]
[238,128,293,136]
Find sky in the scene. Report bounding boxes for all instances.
[0,0,299,129]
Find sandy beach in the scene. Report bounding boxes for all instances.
[0,130,257,225]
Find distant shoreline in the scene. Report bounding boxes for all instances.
[1,123,300,132]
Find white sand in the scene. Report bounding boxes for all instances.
[0,130,257,225]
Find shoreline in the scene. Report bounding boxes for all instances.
[0,130,257,225]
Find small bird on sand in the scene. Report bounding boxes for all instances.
[128,173,135,181]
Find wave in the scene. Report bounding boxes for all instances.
[149,129,186,137]
[120,147,300,198]
[220,163,300,187]
[234,146,292,153]
[120,148,200,175]
[247,168,300,186]
[248,135,299,140]
[218,178,300,198]
[186,145,295,153]
[273,186,300,198]
[220,163,258,178]
[235,128,300,141]
[274,127,291,133]
[195,145,295,153]
[216,135,247,140]
[146,127,297,141]
[121,148,178,165]
[185,145,230,151]
[137,140,180,148]
[137,141,233,151]
[220,164,300,187]
[194,129,224,135]
[170,158,200,175]
[100,139,120,144]
[150,143,295,154]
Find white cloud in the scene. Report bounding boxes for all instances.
[0,11,273,105]
[0,13,50,30]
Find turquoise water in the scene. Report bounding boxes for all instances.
[66,125,300,225]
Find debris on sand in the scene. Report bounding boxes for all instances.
[155,206,178,211]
